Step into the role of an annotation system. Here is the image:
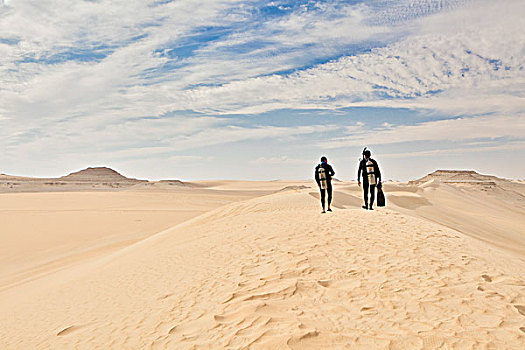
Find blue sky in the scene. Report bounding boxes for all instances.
[1,0,524,180]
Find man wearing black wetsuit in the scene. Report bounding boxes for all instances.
[358,148,381,210]
[315,156,335,213]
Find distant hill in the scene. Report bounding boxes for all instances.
[60,167,145,182]
[410,170,503,185]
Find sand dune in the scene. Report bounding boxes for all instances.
[333,171,525,257]
[1,170,524,348]
[0,186,275,305]
[389,171,525,257]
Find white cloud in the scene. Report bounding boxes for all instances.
[172,0,524,115]
[322,113,525,148]
[4,0,515,127]
[0,0,232,130]
[0,0,403,166]
[380,140,525,159]
[0,0,397,153]
[250,156,310,165]
[3,111,339,163]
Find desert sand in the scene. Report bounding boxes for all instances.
[1,168,524,349]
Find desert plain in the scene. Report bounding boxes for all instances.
[1,167,524,349]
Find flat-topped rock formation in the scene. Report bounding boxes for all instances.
[0,167,147,192]
[158,180,187,186]
[60,167,144,183]
[410,170,503,185]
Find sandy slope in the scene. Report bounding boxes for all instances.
[0,186,275,305]
[1,188,524,349]
[335,181,525,257]
[389,181,525,256]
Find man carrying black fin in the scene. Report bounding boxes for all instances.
[358,148,381,210]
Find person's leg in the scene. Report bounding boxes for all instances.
[327,183,332,210]
[320,188,326,212]
[362,182,369,209]
[369,184,376,209]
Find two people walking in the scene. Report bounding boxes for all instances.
[315,148,382,213]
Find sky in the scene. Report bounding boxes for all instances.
[1,0,524,181]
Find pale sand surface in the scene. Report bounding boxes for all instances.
[332,177,525,257]
[0,185,279,303]
[1,178,525,348]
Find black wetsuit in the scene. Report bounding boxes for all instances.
[358,158,381,208]
[315,163,335,209]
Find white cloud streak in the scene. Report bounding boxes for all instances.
[380,141,525,159]
[250,156,311,165]
[322,114,525,149]
[179,0,525,115]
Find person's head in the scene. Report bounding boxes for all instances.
[320,156,327,164]
[362,148,371,159]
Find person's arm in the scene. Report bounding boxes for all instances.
[314,166,320,185]
[329,165,335,177]
[374,160,381,182]
[357,161,362,186]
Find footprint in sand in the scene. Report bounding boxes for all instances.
[286,330,320,346]
[317,280,332,288]
[481,274,492,282]
[514,305,525,316]
[213,315,227,322]
[360,306,378,315]
[56,325,83,336]
[168,325,177,334]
